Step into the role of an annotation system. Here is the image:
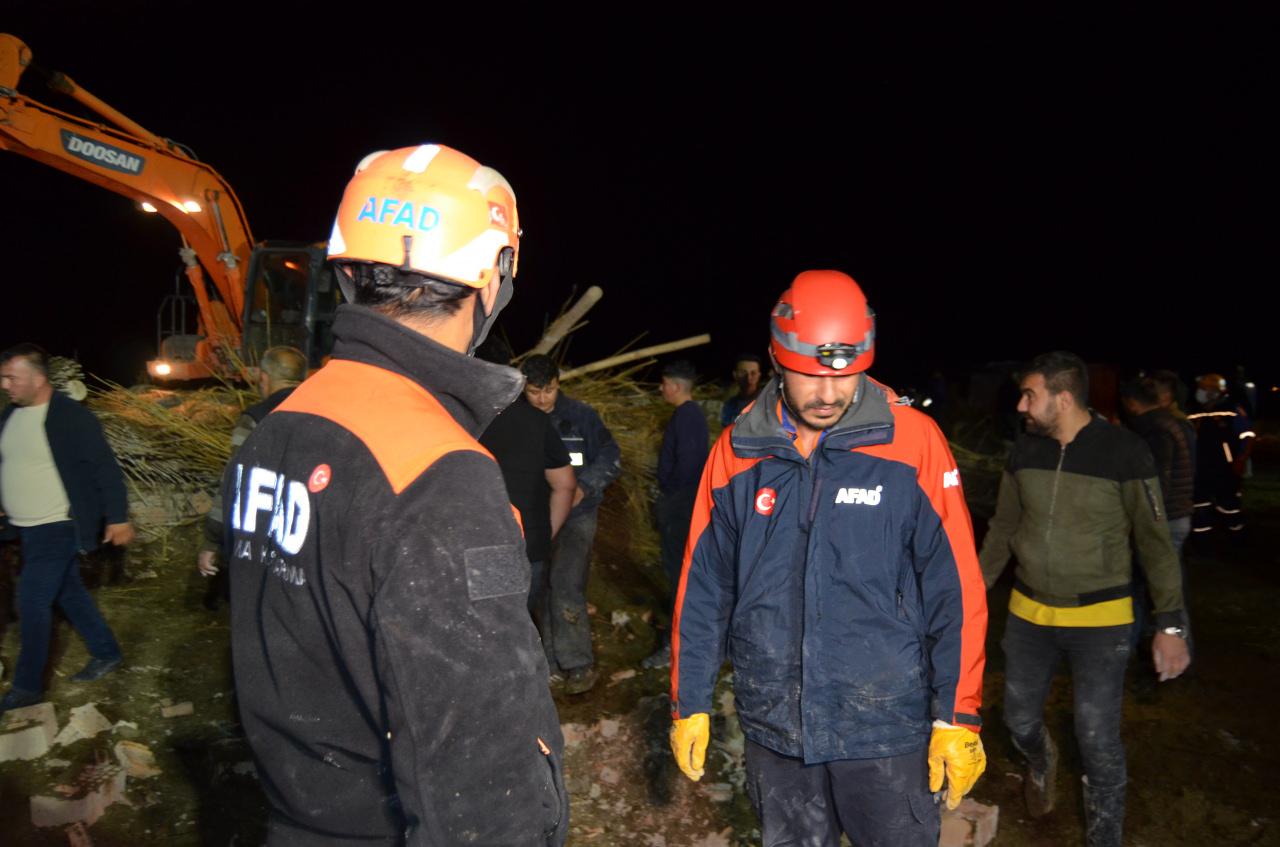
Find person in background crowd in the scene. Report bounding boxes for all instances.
[1188,373,1255,536]
[1,343,131,716]
[641,358,708,670]
[196,346,308,610]
[981,351,1189,847]
[720,352,765,427]
[521,354,622,694]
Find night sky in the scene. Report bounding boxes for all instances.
[3,7,1271,398]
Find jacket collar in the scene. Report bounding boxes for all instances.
[731,374,897,460]
[329,304,524,437]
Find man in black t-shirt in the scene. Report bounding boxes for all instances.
[481,395,576,653]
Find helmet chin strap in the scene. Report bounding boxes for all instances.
[467,248,516,356]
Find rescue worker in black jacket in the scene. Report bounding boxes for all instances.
[224,144,567,845]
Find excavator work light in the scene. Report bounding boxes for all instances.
[181,200,201,213]
[139,201,158,213]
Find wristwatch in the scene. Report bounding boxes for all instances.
[1160,626,1186,638]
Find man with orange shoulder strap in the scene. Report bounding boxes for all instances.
[980,351,1190,847]
[670,271,987,846]
[223,145,567,846]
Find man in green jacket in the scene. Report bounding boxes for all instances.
[979,351,1189,847]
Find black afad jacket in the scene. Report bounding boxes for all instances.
[225,306,567,846]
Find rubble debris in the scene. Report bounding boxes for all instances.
[53,703,113,747]
[0,701,58,762]
[700,782,734,803]
[599,766,621,786]
[939,798,999,847]
[160,701,194,718]
[611,610,632,627]
[561,723,588,749]
[114,740,161,778]
[598,719,620,739]
[30,762,127,828]
[608,669,637,685]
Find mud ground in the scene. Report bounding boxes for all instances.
[1,453,1277,846]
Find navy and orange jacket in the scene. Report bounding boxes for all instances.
[671,376,986,763]
[224,305,567,846]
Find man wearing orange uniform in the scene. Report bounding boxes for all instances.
[670,271,987,846]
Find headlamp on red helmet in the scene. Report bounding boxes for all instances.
[769,271,876,376]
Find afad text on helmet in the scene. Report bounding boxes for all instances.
[356,196,441,232]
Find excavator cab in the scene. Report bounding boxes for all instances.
[241,242,339,369]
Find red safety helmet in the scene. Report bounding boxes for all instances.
[770,270,875,376]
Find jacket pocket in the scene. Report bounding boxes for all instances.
[538,737,569,846]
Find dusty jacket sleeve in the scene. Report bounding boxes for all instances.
[1121,447,1185,627]
[911,418,987,732]
[371,451,567,846]
[978,468,1023,589]
[577,407,621,500]
[671,429,739,718]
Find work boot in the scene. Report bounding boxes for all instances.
[70,655,123,682]
[0,686,43,717]
[1023,730,1059,818]
[564,665,598,695]
[1082,777,1126,847]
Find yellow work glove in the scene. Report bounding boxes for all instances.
[670,713,710,781]
[927,721,986,810]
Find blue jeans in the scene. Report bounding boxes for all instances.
[1001,613,1130,791]
[545,510,597,671]
[12,522,121,694]
[744,739,939,847]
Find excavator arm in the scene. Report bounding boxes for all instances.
[0,34,252,378]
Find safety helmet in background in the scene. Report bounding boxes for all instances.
[770,270,875,376]
[327,144,520,288]
[1196,373,1227,394]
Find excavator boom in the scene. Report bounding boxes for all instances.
[1,34,254,378]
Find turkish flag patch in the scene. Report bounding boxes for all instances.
[754,487,777,516]
[308,464,332,493]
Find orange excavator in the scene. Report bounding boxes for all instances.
[0,34,338,381]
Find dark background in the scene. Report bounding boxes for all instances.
[2,5,1272,401]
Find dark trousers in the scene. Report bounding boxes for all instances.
[1192,469,1244,532]
[744,739,940,847]
[1001,613,1130,791]
[655,484,698,593]
[13,522,121,694]
[545,511,597,671]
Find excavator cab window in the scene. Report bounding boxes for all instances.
[243,244,339,369]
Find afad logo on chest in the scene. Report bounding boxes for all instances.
[835,485,882,506]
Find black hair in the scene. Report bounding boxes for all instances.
[733,352,763,368]
[1119,378,1160,408]
[662,359,698,383]
[339,263,472,321]
[0,342,50,376]
[1023,351,1089,409]
[520,354,560,387]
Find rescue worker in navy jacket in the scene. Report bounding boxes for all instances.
[1188,372,1255,535]
[224,145,567,845]
[670,271,988,846]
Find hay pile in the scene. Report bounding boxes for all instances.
[88,382,249,539]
